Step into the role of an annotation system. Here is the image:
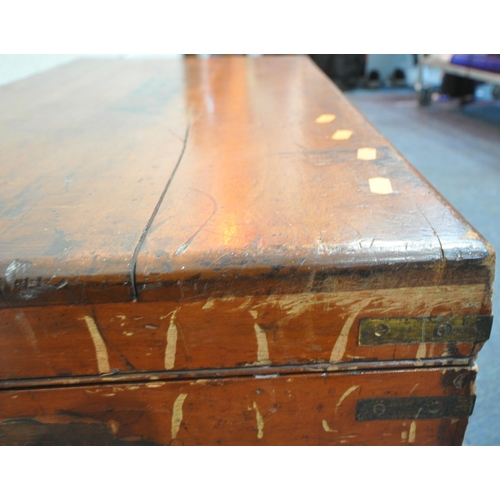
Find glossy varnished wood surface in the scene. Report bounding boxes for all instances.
[0,56,494,307]
[0,367,475,445]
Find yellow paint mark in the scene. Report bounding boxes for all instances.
[357,147,377,160]
[330,299,371,363]
[127,386,140,391]
[287,378,293,382]
[249,310,258,319]
[149,376,159,380]
[401,431,408,441]
[253,402,264,439]
[117,315,126,320]
[336,385,360,408]
[202,297,216,310]
[254,323,270,365]
[124,331,134,336]
[322,420,337,433]
[369,177,393,194]
[315,114,336,124]
[164,309,179,370]
[409,421,417,443]
[332,129,353,140]
[171,393,188,440]
[103,393,116,397]
[120,323,125,327]
[147,382,165,388]
[83,315,111,374]
[11,395,18,399]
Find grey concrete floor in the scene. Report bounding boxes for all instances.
[347,87,500,446]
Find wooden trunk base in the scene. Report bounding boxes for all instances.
[0,366,475,445]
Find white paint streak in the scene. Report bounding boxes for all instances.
[315,114,336,123]
[83,315,111,374]
[336,385,360,408]
[253,401,264,439]
[409,421,417,443]
[236,297,253,310]
[330,299,371,364]
[249,310,258,319]
[401,431,408,441]
[171,393,188,440]
[322,420,337,433]
[416,343,427,360]
[254,323,270,364]
[202,298,216,310]
[164,309,179,370]
[369,177,393,194]
[357,147,377,160]
[332,129,353,140]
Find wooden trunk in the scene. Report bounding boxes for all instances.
[0,55,494,445]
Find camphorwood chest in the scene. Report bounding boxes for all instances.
[0,55,494,445]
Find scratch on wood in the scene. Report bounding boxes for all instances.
[409,421,417,443]
[15,310,38,350]
[174,188,218,256]
[336,385,360,408]
[171,393,188,440]
[165,309,180,370]
[83,315,111,374]
[322,420,337,433]
[330,299,371,363]
[247,285,484,324]
[253,401,264,439]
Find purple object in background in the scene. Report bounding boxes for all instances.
[451,54,500,74]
